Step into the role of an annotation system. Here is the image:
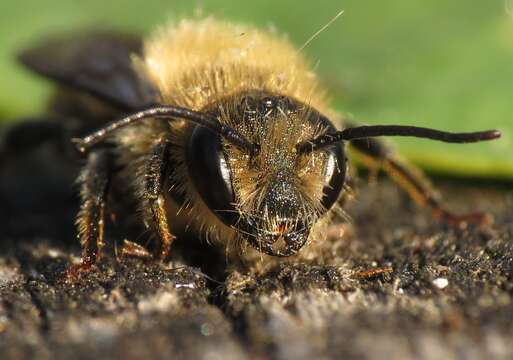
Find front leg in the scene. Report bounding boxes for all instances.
[139,138,176,261]
[75,149,112,268]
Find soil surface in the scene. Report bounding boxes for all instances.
[1,149,512,359]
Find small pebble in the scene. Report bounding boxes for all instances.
[432,278,449,289]
[176,283,196,289]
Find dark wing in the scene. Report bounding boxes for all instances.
[18,32,157,111]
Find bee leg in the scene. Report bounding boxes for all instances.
[120,239,153,260]
[349,137,491,228]
[71,149,112,273]
[140,139,176,261]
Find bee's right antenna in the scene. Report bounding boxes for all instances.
[72,105,256,155]
[297,125,501,154]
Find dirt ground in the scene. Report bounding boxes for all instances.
[1,146,512,359]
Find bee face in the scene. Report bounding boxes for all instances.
[188,92,346,256]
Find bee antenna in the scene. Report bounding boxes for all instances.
[73,105,256,154]
[297,125,501,154]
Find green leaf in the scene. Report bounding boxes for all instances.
[0,0,511,178]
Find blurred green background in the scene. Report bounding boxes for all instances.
[1,0,512,178]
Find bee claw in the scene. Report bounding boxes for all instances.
[120,240,153,260]
[443,211,494,230]
[59,261,97,283]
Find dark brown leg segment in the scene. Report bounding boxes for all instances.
[349,137,491,228]
[75,149,112,266]
[140,139,175,261]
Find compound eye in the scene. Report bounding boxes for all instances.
[186,125,238,226]
[320,144,346,211]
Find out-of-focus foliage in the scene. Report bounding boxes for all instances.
[0,0,511,178]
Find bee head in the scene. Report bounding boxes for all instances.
[75,87,499,258]
[188,92,346,256]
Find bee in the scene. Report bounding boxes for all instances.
[11,18,500,271]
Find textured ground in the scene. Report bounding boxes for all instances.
[1,146,513,359]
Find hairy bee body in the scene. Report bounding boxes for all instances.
[115,19,343,262]
[10,17,498,271]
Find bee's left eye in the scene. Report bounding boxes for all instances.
[186,125,238,226]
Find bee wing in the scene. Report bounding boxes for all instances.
[18,32,157,111]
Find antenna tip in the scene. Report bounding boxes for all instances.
[483,129,501,141]
[71,138,87,154]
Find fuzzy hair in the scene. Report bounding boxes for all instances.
[113,18,347,264]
